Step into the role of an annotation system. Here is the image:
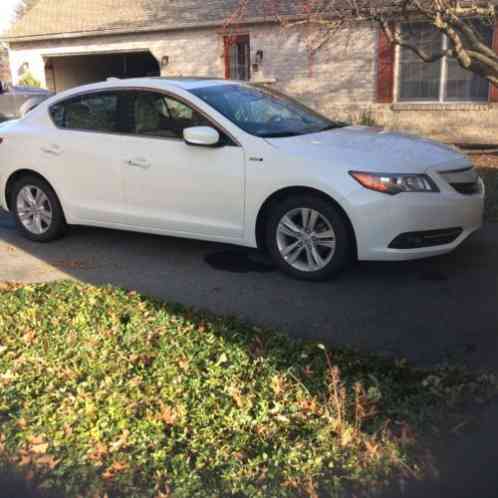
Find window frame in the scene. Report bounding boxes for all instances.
[48,87,241,146]
[395,22,492,104]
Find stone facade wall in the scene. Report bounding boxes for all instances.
[7,29,225,91]
[316,102,498,145]
[6,23,498,144]
[372,103,498,145]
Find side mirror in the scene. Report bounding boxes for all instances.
[183,126,220,147]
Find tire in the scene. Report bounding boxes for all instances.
[10,175,67,242]
[265,194,352,281]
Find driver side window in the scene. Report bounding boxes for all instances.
[130,91,210,139]
[246,98,293,123]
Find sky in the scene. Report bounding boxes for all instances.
[0,0,21,35]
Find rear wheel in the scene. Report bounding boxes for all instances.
[11,176,67,242]
[266,195,352,281]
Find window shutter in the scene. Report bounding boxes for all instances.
[490,22,498,102]
[223,37,231,80]
[377,27,395,103]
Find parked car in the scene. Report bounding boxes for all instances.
[0,81,53,121]
[0,78,485,280]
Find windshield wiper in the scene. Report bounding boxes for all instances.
[259,131,304,138]
[316,123,347,132]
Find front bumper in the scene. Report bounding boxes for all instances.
[351,177,485,262]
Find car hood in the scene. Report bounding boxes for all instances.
[0,119,19,130]
[265,126,470,173]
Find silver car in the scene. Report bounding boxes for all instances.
[0,81,53,121]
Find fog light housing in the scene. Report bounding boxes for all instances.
[389,228,463,249]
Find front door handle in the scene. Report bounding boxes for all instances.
[41,144,62,156]
[126,158,151,170]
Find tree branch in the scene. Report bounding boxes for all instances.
[380,19,453,63]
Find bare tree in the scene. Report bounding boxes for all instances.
[14,0,39,21]
[225,1,498,87]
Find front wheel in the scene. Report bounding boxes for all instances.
[266,195,352,281]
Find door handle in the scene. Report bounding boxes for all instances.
[41,144,62,156]
[126,158,151,170]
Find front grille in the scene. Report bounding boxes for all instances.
[450,181,481,196]
[389,228,463,249]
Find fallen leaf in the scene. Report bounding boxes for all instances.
[31,443,49,455]
[88,443,108,463]
[35,454,60,469]
[102,461,129,480]
[28,435,45,445]
[340,429,354,447]
[159,403,178,426]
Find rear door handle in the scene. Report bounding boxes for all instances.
[126,158,151,170]
[41,144,62,156]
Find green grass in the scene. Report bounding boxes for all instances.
[0,282,496,498]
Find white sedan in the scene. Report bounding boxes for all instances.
[0,78,485,280]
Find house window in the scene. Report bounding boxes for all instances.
[398,22,493,102]
[225,35,251,81]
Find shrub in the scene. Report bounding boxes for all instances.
[18,71,41,88]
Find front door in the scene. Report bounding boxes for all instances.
[120,91,246,241]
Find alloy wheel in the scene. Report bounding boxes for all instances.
[16,185,53,235]
[276,207,336,272]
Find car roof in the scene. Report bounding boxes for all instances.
[55,77,235,98]
[153,77,229,89]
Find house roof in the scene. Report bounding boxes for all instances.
[4,0,496,43]
[3,0,309,42]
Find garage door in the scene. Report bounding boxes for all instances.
[44,51,160,92]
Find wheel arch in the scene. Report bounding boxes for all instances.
[5,169,60,212]
[254,186,358,259]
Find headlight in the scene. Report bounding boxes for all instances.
[349,171,439,195]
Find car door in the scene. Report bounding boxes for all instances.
[120,90,246,241]
[44,91,128,225]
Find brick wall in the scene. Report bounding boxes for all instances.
[7,24,498,144]
[249,23,376,109]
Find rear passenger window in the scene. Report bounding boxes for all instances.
[50,93,119,133]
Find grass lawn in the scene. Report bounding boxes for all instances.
[0,282,496,498]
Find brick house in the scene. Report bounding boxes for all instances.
[2,0,498,144]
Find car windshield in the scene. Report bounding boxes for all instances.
[190,84,346,138]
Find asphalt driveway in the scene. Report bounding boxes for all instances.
[1,209,497,369]
[1,208,498,497]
